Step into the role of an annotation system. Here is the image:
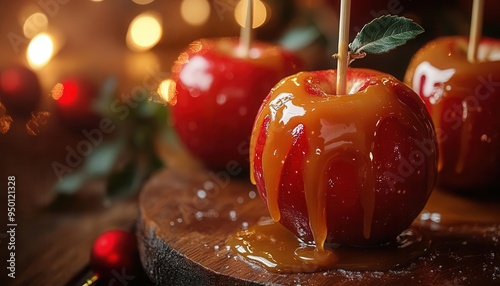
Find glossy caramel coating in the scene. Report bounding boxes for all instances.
[405,36,500,191]
[250,68,437,259]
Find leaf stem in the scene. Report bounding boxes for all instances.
[336,0,351,95]
[468,0,484,63]
[238,0,253,58]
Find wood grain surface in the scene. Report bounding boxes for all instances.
[137,168,500,286]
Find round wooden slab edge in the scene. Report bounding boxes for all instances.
[137,168,500,286]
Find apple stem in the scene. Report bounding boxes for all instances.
[467,0,484,63]
[336,0,351,95]
[238,0,253,58]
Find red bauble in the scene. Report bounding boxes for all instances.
[0,65,41,116]
[90,230,141,282]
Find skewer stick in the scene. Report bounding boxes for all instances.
[336,0,351,95]
[467,0,484,63]
[238,0,253,58]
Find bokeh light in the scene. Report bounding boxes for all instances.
[0,101,13,134]
[0,69,22,94]
[181,0,211,26]
[26,111,51,136]
[56,81,78,108]
[50,83,64,101]
[131,0,154,4]
[0,114,13,134]
[127,12,163,52]
[234,0,268,29]
[157,79,177,105]
[23,12,48,39]
[27,33,54,69]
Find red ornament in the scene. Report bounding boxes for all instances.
[90,230,142,282]
[0,65,41,116]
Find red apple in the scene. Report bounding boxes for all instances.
[54,77,101,130]
[404,36,500,191]
[170,38,301,171]
[250,68,438,247]
[0,65,41,116]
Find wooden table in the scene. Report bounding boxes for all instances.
[0,116,149,286]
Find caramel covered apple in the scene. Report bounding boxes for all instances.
[228,11,438,272]
[404,0,500,191]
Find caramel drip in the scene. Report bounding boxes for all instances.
[250,70,424,254]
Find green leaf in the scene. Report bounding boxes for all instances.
[279,25,322,51]
[54,172,87,194]
[83,140,125,178]
[349,15,424,54]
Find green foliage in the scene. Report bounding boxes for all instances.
[350,15,424,54]
[53,76,169,201]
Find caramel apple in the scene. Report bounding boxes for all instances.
[228,13,437,272]
[405,39,500,190]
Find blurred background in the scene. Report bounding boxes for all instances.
[0,0,499,285]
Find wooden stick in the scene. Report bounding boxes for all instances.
[467,0,484,63]
[336,0,351,95]
[238,0,253,58]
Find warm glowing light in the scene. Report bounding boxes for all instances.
[0,114,13,134]
[57,81,78,107]
[127,12,162,52]
[26,111,51,136]
[0,102,13,134]
[234,0,268,29]
[180,0,211,26]
[27,33,54,69]
[157,79,177,105]
[23,12,48,39]
[50,83,64,100]
[131,0,154,4]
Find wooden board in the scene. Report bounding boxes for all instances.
[137,168,500,285]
